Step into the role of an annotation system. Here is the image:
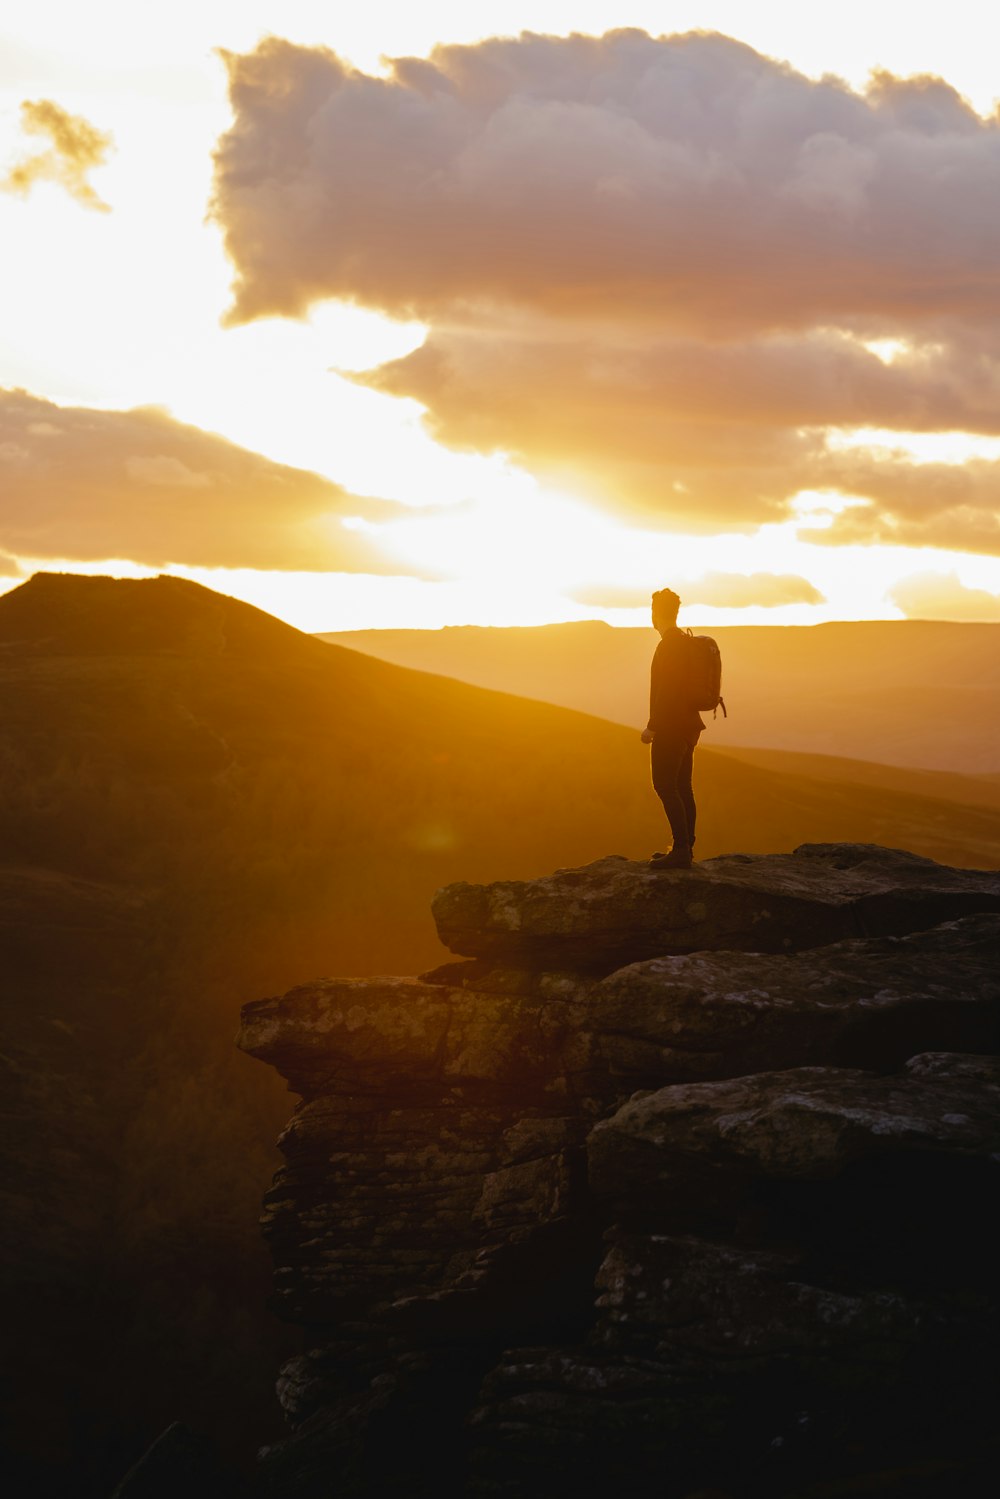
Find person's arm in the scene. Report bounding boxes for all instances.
[642,642,660,742]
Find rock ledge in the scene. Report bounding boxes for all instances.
[239,846,1000,1497]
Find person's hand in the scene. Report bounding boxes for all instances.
[640,728,654,744]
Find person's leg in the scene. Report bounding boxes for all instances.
[650,735,691,848]
[678,740,696,850]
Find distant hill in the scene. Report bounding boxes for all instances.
[320,619,1000,775]
[4,574,1000,1496]
[714,745,1000,813]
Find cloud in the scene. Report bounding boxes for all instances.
[678,571,825,608]
[2,99,113,212]
[571,572,824,610]
[125,456,212,488]
[359,325,1000,528]
[366,325,1000,447]
[890,571,1000,620]
[213,33,1000,333]
[0,389,419,574]
[808,454,1000,555]
[211,31,1000,549]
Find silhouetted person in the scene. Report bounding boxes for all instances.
[641,588,703,869]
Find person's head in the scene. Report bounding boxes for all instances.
[651,587,681,633]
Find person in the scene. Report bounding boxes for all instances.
[641,588,704,869]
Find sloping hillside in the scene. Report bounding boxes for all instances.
[714,745,1000,813]
[0,573,665,1495]
[321,619,1000,774]
[3,573,999,1496]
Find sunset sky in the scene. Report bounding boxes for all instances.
[3,1,1000,630]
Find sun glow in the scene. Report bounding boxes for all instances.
[824,428,1000,464]
[4,3,1000,630]
[860,339,912,366]
[368,485,618,589]
[7,508,1000,631]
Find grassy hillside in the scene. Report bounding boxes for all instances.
[714,745,1000,813]
[320,619,1000,775]
[3,574,999,1496]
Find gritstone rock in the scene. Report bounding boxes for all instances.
[238,846,1000,1497]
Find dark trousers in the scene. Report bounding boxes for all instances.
[650,733,697,848]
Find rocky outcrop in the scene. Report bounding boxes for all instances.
[590,1052,1000,1201]
[238,846,1000,1496]
[431,842,1000,969]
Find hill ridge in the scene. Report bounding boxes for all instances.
[0,572,327,660]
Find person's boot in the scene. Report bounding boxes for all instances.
[652,843,693,870]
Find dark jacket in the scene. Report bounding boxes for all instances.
[647,629,705,744]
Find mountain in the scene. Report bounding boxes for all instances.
[319,619,1000,775]
[3,573,1000,1496]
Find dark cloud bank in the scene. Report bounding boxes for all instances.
[212,29,1000,554]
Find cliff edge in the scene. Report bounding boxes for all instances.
[238,845,1000,1497]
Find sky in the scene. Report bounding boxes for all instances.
[3,1,1000,631]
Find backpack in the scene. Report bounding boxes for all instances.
[683,630,727,717]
